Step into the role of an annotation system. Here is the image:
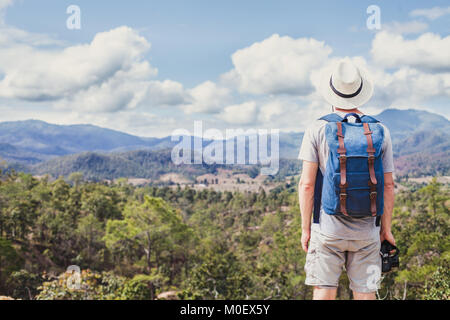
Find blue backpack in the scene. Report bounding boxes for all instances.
[313,113,385,226]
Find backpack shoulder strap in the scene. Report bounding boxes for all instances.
[313,169,323,224]
[319,113,343,122]
[361,115,380,123]
[336,122,349,217]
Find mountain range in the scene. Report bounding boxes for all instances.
[1,108,449,179]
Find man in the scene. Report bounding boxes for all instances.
[298,59,396,300]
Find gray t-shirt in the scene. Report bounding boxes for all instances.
[298,111,395,240]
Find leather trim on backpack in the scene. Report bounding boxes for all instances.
[363,123,378,217]
[336,122,349,216]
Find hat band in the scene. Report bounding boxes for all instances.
[330,77,363,99]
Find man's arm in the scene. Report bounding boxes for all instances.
[380,172,396,245]
[299,160,319,252]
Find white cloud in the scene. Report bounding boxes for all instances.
[0,26,65,47]
[258,100,284,123]
[0,0,13,24]
[54,69,149,112]
[0,4,191,125]
[370,66,450,107]
[0,1,64,47]
[218,101,257,124]
[410,6,450,20]
[146,80,188,106]
[0,26,153,100]
[55,77,188,113]
[84,111,178,137]
[185,81,231,114]
[256,96,316,128]
[371,31,450,72]
[0,0,13,9]
[0,26,189,112]
[222,34,332,95]
[382,20,428,35]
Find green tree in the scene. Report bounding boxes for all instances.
[104,196,194,276]
[180,240,252,300]
[7,270,43,300]
[36,270,126,300]
[75,213,105,268]
[423,264,450,300]
[0,238,22,292]
[121,272,167,300]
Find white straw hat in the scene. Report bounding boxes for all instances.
[319,59,374,110]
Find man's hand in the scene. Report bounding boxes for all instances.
[301,229,311,253]
[380,229,396,246]
[381,173,395,246]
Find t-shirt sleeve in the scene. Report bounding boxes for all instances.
[381,125,395,173]
[298,124,319,163]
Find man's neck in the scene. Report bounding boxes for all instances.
[335,107,362,114]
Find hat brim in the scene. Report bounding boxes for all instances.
[319,67,374,110]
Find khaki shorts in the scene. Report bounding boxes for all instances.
[304,229,382,293]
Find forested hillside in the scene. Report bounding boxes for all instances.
[26,149,301,183]
[0,170,448,300]
[30,149,220,182]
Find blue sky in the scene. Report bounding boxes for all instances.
[0,0,449,136]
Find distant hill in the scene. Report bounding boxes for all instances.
[394,129,450,156]
[0,119,218,164]
[376,108,450,143]
[0,119,169,162]
[0,143,44,164]
[390,129,450,177]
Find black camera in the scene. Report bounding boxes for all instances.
[380,240,399,273]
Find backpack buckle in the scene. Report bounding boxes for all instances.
[340,193,348,200]
[340,181,348,189]
[369,180,377,187]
